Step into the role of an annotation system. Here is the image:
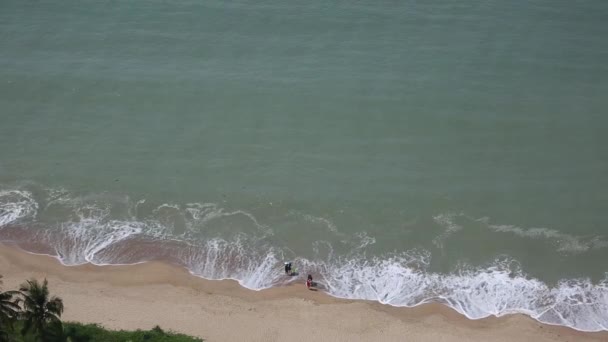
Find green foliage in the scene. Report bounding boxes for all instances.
[17,279,64,341]
[62,323,202,342]
[1,276,21,322]
[0,275,21,341]
[0,276,202,342]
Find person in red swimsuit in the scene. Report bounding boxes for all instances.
[306,274,313,289]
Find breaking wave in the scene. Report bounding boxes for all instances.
[0,186,607,332]
[321,255,607,331]
[0,190,38,226]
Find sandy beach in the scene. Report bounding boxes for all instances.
[0,243,605,342]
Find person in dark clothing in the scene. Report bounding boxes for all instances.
[284,262,292,275]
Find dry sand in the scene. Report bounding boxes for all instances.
[0,243,606,342]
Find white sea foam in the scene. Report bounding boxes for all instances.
[51,220,146,265]
[353,231,376,250]
[178,236,288,290]
[0,187,607,332]
[320,251,433,305]
[536,278,608,331]
[301,213,339,234]
[339,231,376,250]
[316,255,608,332]
[184,202,272,236]
[43,187,70,209]
[0,190,38,227]
[432,212,463,248]
[476,217,608,253]
[42,203,150,265]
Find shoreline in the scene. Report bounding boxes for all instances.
[1,243,606,341]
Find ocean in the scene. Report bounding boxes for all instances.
[1,0,608,332]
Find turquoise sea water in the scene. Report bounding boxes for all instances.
[1,0,608,331]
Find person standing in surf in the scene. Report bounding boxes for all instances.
[284,262,292,275]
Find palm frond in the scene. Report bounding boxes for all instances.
[17,278,64,339]
[46,296,64,317]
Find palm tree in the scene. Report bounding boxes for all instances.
[18,278,64,341]
[0,275,21,340]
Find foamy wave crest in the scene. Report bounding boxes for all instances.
[1,185,607,332]
[0,190,38,227]
[314,256,608,331]
[178,236,289,290]
[0,187,285,289]
[39,202,161,265]
[537,278,608,331]
[318,251,433,305]
[46,219,148,265]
